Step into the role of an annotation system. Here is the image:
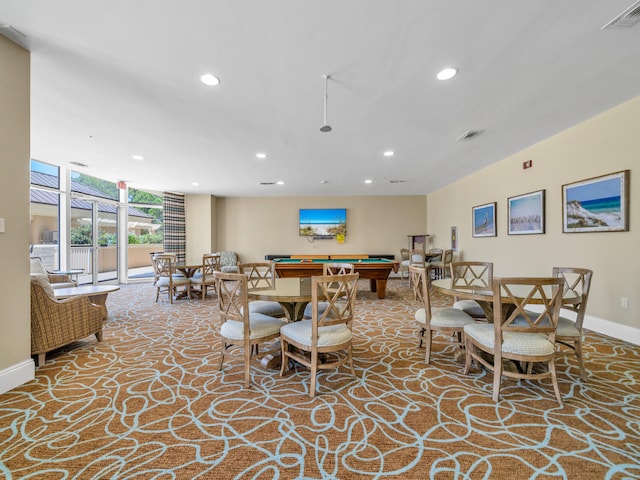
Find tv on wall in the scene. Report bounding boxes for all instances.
[299,208,347,237]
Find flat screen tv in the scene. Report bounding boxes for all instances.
[299,208,347,237]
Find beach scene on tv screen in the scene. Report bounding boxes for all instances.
[299,209,347,236]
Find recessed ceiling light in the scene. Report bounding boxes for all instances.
[132,155,144,160]
[277,181,284,185]
[364,179,373,184]
[383,150,394,157]
[256,153,267,159]
[200,74,220,86]
[437,67,458,80]
[192,182,199,186]
[320,180,330,184]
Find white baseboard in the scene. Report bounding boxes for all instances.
[0,359,35,395]
[584,314,640,346]
[523,306,639,346]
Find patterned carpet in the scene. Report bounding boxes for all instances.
[1,280,639,479]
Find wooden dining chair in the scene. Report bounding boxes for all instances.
[399,248,411,280]
[214,271,287,388]
[323,262,355,275]
[280,273,359,397]
[552,267,593,381]
[463,276,565,406]
[191,253,220,299]
[302,263,355,319]
[410,265,475,364]
[450,261,493,319]
[407,249,427,287]
[431,249,453,280]
[238,262,286,318]
[153,254,191,303]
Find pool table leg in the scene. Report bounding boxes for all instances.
[370,279,387,299]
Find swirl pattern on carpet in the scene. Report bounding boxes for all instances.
[1,281,639,479]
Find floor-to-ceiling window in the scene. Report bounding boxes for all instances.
[127,188,163,280]
[30,160,60,270]
[30,161,165,284]
[70,171,119,284]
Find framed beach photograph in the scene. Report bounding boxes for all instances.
[472,202,497,238]
[508,190,545,235]
[562,170,630,233]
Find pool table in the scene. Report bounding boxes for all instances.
[273,257,399,299]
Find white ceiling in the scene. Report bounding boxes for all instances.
[2,1,639,197]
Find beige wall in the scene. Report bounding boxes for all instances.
[185,194,217,263]
[211,196,428,264]
[0,36,33,390]
[427,96,640,331]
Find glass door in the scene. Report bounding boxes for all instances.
[97,201,118,282]
[70,200,94,284]
[70,199,119,284]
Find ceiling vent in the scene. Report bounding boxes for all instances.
[388,180,406,184]
[602,1,640,29]
[259,182,275,186]
[456,130,483,141]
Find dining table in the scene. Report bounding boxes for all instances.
[173,262,202,299]
[247,277,313,322]
[431,278,580,322]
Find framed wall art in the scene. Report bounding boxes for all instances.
[508,190,545,235]
[562,170,630,233]
[472,202,496,238]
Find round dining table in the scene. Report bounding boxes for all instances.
[247,277,313,322]
[431,278,580,322]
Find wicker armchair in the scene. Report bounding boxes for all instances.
[30,257,76,289]
[30,274,104,366]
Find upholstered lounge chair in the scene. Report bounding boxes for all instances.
[30,274,103,366]
[30,257,76,289]
[217,251,239,273]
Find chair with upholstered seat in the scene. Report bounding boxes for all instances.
[552,267,593,381]
[30,274,104,366]
[214,271,286,388]
[238,262,286,318]
[280,272,359,397]
[217,251,240,273]
[191,253,220,299]
[153,254,191,303]
[410,265,475,364]
[431,249,453,279]
[450,261,493,319]
[463,276,565,405]
[302,263,355,319]
[30,257,76,289]
[399,248,410,281]
[407,249,428,286]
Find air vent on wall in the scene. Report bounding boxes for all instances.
[602,0,640,29]
[456,130,483,141]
